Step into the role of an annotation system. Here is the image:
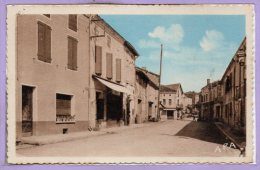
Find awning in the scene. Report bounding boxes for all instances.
[95,76,133,95]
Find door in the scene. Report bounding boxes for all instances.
[22,86,34,136]
[96,92,104,120]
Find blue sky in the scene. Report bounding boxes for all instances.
[101,15,245,92]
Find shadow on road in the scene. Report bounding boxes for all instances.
[173,121,229,145]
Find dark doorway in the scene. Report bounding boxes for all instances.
[167,110,174,119]
[22,85,34,136]
[96,92,104,120]
[107,90,123,122]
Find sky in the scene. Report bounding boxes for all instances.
[101,15,245,92]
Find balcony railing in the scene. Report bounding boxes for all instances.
[56,115,76,124]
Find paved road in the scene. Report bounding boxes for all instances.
[17,119,240,157]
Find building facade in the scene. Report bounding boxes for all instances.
[16,14,140,141]
[198,37,246,134]
[135,67,159,123]
[160,83,191,119]
[88,15,139,128]
[221,37,246,134]
[17,14,91,139]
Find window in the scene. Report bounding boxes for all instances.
[163,99,166,105]
[56,94,75,123]
[56,94,72,116]
[177,99,179,105]
[116,59,121,82]
[169,99,172,105]
[68,15,77,31]
[95,46,102,75]
[38,21,51,63]
[106,53,113,79]
[68,36,78,70]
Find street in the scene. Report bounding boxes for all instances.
[17,119,240,157]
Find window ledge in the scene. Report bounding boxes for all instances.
[56,121,76,124]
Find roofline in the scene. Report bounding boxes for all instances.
[221,37,246,81]
[92,15,139,58]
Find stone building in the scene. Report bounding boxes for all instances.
[199,79,222,121]
[88,15,139,128]
[221,37,246,134]
[198,37,246,134]
[16,14,92,139]
[185,91,200,114]
[160,83,189,119]
[135,67,159,122]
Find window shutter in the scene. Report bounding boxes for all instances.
[116,58,121,82]
[68,38,73,69]
[72,40,77,70]
[95,46,102,75]
[38,23,45,60]
[106,53,113,79]
[45,26,51,63]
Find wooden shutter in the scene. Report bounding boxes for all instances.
[72,39,77,70]
[95,46,102,75]
[45,26,51,63]
[116,58,121,82]
[68,37,73,70]
[56,94,71,116]
[106,53,113,79]
[38,22,45,60]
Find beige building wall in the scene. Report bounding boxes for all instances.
[89,16,137,127]
[16,15,91,139]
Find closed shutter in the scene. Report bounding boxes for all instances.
[45,26,51,63]
[95,46,102,75]
[38,23,45,60]
[72,40,77,70]
[116,58,121,82]
[106,53,113,79]
[68,37,73,70]
[56,94,71,116]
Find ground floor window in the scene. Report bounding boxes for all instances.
[56,93,75,123]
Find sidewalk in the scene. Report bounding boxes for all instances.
[18,122,159,148]
[214,122,246,149]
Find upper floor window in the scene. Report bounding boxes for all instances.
[163,99,166,105]
[38,21,51,63]
[69,15,77,31]
[95,46,102,75]
[67,36,78,70]
[116,59,122,82]
[169,99,172,105]
[106,53,113,79]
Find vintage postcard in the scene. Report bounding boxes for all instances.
[7,4,255,164]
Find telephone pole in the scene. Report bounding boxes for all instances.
[157,44,163,121]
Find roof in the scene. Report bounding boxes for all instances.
[162,83,183,94]
[91,15,139,57]
[160,85,176,93]
[136,67,159,89]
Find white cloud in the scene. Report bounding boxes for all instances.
[138,39,160,48]
[200,30,225,52]
[148,24,184,45]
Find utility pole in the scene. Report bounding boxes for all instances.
[157,44,163,121]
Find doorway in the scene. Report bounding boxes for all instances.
[22,85,34,136]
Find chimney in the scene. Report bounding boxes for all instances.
[207,79,210,85]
